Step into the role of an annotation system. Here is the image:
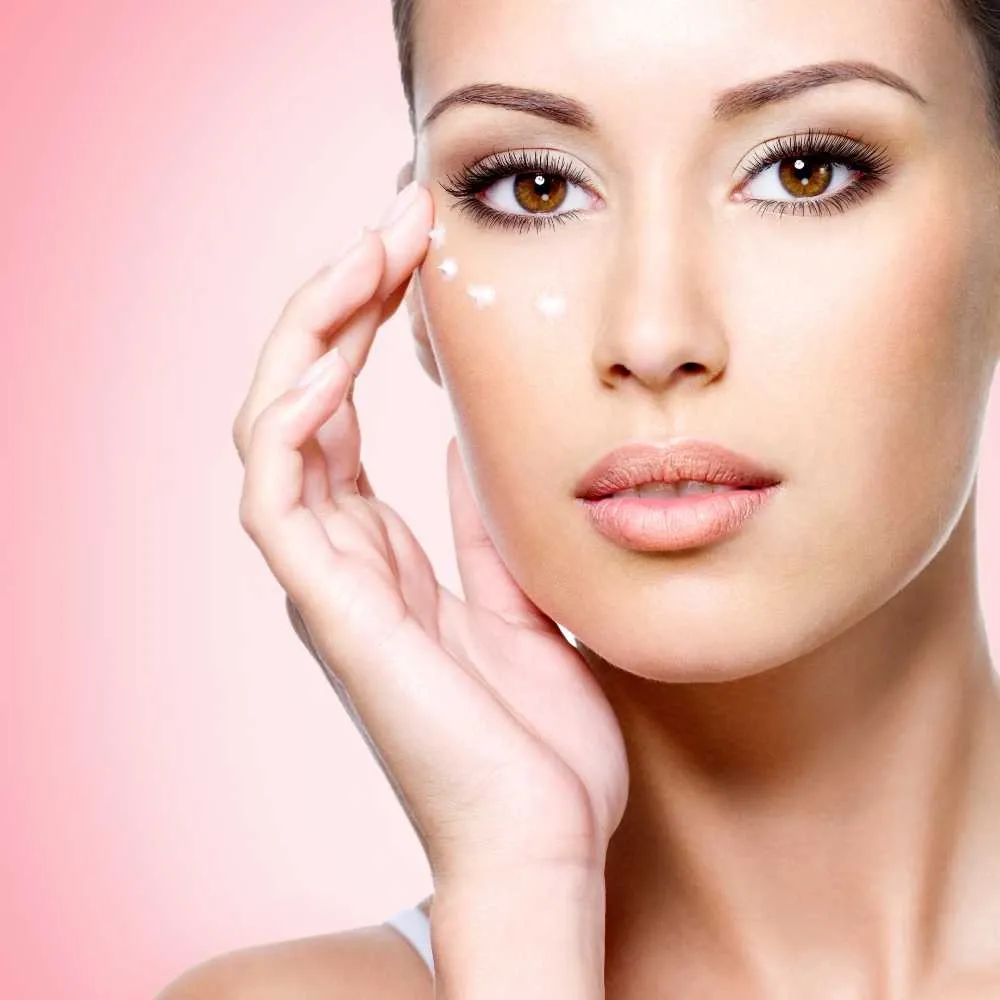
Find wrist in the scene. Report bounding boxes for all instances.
[430,867,607,1000]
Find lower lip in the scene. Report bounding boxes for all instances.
[578,486,781,552]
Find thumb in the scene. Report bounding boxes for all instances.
[446,436,559,634]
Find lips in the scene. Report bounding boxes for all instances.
[574,439,782,500]
[573,439,784,552]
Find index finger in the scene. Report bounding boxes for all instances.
[232,184,434,463]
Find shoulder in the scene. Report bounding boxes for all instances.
[156,898,434,1000]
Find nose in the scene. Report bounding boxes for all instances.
[593,204,728,393]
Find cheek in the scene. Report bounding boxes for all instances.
[416,214,603,459]
[727,182,994,583]
[415,215,616,582]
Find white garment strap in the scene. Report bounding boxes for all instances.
[384,905,434,977]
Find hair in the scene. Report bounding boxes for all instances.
[389,0,1000,147]
[952,0,1000,147]
[391,0,418,133]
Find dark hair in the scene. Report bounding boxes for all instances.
[390,0,1000,147]
[952,0,1000,147]
[391,0,418,132]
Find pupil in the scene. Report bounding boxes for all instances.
[532,174,552,200]
[513,171,568,213]
[779,154,833,197]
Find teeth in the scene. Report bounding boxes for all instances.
[609,481,738,499]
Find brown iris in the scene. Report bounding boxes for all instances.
[513,172,568,213]
[777,155,834,198]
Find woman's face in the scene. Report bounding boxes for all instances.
[410,0,1000,680]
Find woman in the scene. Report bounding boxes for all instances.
[162,0,1000,996]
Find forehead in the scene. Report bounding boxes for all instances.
[411,0,975,133]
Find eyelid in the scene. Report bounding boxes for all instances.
[440,130,891,229]
[734,127,892,178]
[441,147,601,199]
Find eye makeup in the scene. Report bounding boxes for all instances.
[734,127,893,218]
[441,148,594,234]
[438,127,894,230]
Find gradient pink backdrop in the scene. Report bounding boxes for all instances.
[3,3,1000,997]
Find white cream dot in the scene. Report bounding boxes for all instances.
[467,284,496,308]
[437,258,458,280]
[535,292,566,319]
[428,225,447,248]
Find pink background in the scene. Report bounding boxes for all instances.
[3,3,1000,997]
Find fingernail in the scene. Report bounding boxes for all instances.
[295,345,342,390]
[378,180,421,229]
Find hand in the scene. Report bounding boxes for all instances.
[232,182,630,882]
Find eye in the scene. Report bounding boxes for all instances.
[735,129,892,218]
[743,153,847,199]
[480,169,591,217]
[441,148,600,233]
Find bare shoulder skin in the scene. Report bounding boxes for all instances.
[157,898,435,1000]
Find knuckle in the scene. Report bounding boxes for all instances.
[231,415,247,459]
[237,493,262,537]
[245,400,278,449]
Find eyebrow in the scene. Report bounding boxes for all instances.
[418,59,927,133]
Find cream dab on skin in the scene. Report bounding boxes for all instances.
[535,292,567,319]
[437,258,458,280]
[467,284,497,309]
[428,225,447,248]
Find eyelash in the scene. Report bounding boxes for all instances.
[739,128,893,219]
[439,129,893,231]
[441,148,591,233]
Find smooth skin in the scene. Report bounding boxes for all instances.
[232,192,629,880]
[159,183,627,999]
[162,0,1000,996]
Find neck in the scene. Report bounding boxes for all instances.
[580,501,1000,999]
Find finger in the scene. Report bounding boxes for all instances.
[370,496,445,636]
[233,184,433,464]
[233,232,383,463]
[342,188,434,376]
[378,279,410,328]
[240,349,359,593]
[241,346,403,658]
[244,356,534,827]
[312,368,365,499]
[312,202,430,502]
[357,463,375,499]
[445,437,559,633]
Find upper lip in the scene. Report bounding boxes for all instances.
[575,439,783,500]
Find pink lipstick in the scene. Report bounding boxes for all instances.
[575,439,783,552]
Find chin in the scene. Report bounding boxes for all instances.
[572,625,805,684]
[556,581,880,685]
